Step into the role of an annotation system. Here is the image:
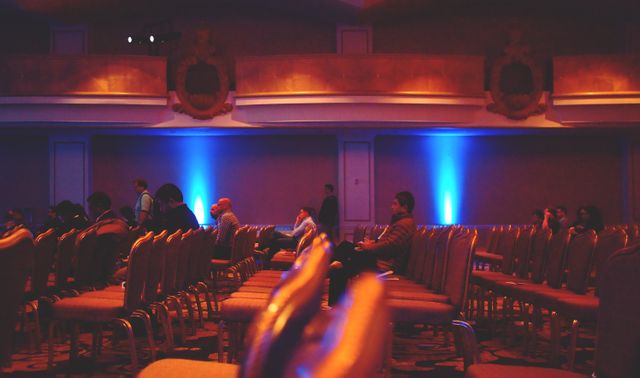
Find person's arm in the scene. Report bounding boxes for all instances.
[291,217,311,239]
[361,221,415,259]
[217,214,230,245]
[138,193,153,224]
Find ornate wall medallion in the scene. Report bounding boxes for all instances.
[172,29,232,120]
[487,32,546,120]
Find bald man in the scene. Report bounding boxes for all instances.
[215,197,240,259]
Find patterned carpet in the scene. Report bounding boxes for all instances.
[3,313,594,377]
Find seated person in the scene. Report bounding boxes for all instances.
[153,183,199,233]
[570,205,604,235]
[542,207,560,234]
[328,191,416,306]
[214,197,240,259]
[54,200,90,236]
[270,207,316,254]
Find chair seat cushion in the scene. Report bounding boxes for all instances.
[384,279,427,289]
[238,286,274,294]
[230,292,270,299]
[466,364,585,378]
[242,278,280,287]
[51,297,124,322]
[271,251,296,263]
[551,295,599,321]
[475,252,503,263]
[388,299,456,324]
[220,298,267,322]
[139,358,240,378]
[387,290,449,303]
[81,290,124,300]
[253,271,284,277]
[211,259,231,270]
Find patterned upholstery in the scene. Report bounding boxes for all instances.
[139,359,239,378]
[466,364,584,378]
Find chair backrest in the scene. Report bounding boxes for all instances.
[544,229,571,289]
[485,226,499,253]
[161,229,182,294]
[352,225,366,244]
[430,227,454,292]
[511,227,533,279]
[497,227,519,275]
[187,228,206,283]
[595,243,640,378]
[565,229,598,294]
[175,228,194,290]
[295,226,316,256]
[407,227,428,280]
[0,228,35,364]
[239,235,332,378]
[442,229,478,309]
[230,226,249,263]
[490,226,506,255]
[123,231,153,311]
[31,228,57,297]
[144,230,168,303]
[592,228,628,294]
[73,227,98,286]
[54,228,79,288]
[529,227,552,283]
[244,227,259,259]
[93,218,130,283]
[418,228,438,285]
[283,273,388,378]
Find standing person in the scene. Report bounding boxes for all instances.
[214,198,240,259]
[133,179,153,228]
[556,205,570,230]
[154,183,199,233]
[328,191,416,306]
[318,184,338,241]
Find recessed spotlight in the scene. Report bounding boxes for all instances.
[127,36,133,43]
[149,35,155,43]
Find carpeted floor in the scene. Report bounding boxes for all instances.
[3,314,594,377]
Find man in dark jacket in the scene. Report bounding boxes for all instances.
[328,191,417,305]
[318,184,338,241]
[154,183,199,234]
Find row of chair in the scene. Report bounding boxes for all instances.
[140,234,390,378]
[471,226,628,369]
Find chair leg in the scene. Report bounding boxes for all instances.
[113,318,138,372]
[25,301,42,352]
[179,292,197,336]
[166,296,186,344]
[47,320,57,369]
[69,322,79,361]
[568,319,579,371]
[153,303,174,354]
[132,310,157,362]
[217,320,226,363]
[550,311,561,366]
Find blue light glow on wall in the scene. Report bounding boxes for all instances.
[180,137,214,225]
[426,135,467,225]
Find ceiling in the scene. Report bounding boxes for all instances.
[1,0,638,23]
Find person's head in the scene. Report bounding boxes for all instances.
[392,191,415,215]
[531,209,544,226]
[47,206,57,219]
[55,200,74,222]
[544,207,557,219]
[154,183,184,213]
[299,207,315,220]
[210,204,220,219]
[324,184,334,196]
[133,179,148,195]
[217,197,232,212]
[87,191,111,219]
[577,206,590,224]
[556,206,567,219]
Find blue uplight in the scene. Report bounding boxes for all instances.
[180,137,214,225]
[426,135,467,225]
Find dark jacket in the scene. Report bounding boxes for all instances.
[318,195,338,226]
[365,213,416,271]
